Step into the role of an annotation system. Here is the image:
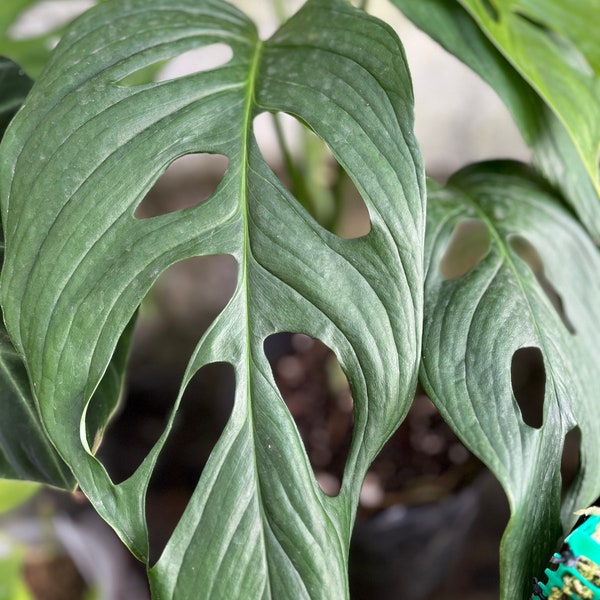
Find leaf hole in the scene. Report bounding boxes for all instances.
[116,43,234,87]
[133,254,238,371]
[145,361,235,565]
[511,347,545,429]
[154,43,234,82]
[253,111,371,239]
[94,254,237,484]
[134,153,229,219]
[561,426,581,499]
[95,372,173,485]
[509,235,576,334]
[83,314,137,455]
[264,332,354,497]
[438,219,491,280]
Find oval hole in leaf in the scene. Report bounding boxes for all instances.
[561,426,581,499]
[95,253,237,484]
[511,346,545,429]
[134,153,229,219]
[146,361,235,565]
[116,43,234,87]
[155,44,234,82]
[253,111,371,239]
[438,219,490,280]
[84,312,137,455]
[509,235,576,334]
[264,332,354,497]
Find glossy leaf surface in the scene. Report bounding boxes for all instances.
[422,162,600,598]
[0,1,425,596]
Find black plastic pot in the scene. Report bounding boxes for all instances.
[349,483,480,600]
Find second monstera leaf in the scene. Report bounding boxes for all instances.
[422,161,600,599]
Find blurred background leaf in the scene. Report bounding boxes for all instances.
[390,0,600,242]
[0,480,38,515]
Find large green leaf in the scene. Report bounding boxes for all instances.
[389,0,600,242]
[0,0,425,596]
[422,161,600,599]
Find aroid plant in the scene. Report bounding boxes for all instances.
[0,0,598,598]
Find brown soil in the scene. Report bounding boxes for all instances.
[267,332,483,509]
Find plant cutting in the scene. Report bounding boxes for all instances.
[0,0,598,599]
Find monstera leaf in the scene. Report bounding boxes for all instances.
[422,162,600,598]
[390,0,600,243]
[0,0,425,596]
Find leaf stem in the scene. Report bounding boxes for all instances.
[328,164,347,233]
[271,113,312,213]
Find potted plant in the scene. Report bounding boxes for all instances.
[0,1,598,599]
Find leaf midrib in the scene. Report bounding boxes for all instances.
[202,33,281,599]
